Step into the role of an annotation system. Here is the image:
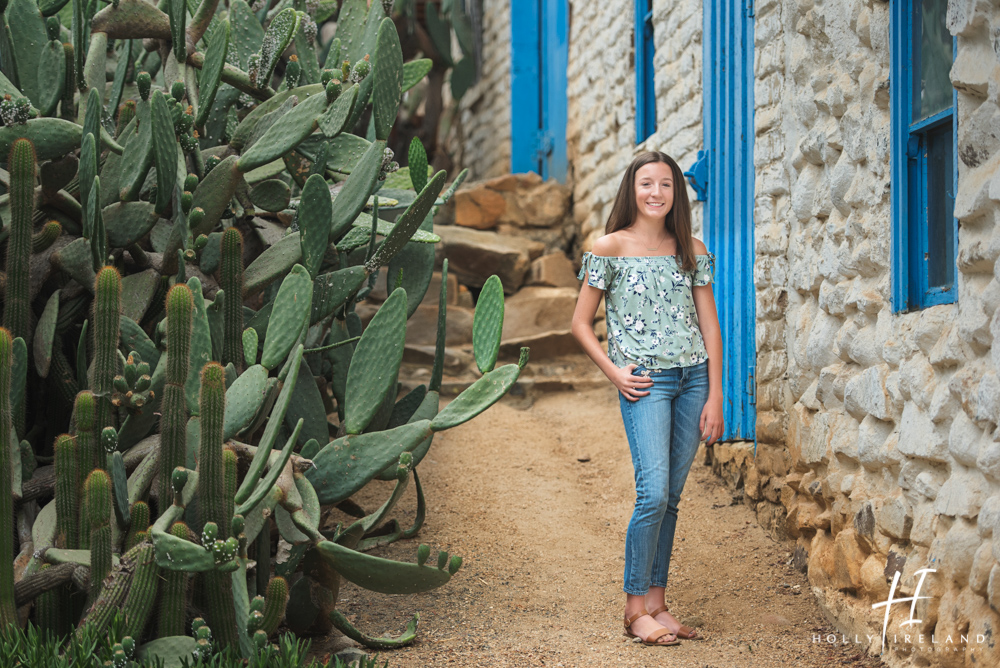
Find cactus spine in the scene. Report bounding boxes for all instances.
[4,140,35,347]
[54,433,80,549]
[159,284,193,513]
[0,329,16,626]
[85,469,113,603]
[199,362,237,648]
[93,267,122,432]
[157,521,192,637]
[220,227,244,371]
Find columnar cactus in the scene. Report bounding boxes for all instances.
[199,362,237,648]
[54,433,81,549]
[93,267,122,432]
[3,140,35,347]
[158,521,192,637]
[159,284,193,512]
[0,329,17,627]
[221,227,245,370]
[85,469,113,603]
[73,391,99,479]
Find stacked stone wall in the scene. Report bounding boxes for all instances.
[453,0,512,180]
[700,2,1000,665]
[569,0,707,252]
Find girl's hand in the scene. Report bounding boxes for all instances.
[611,364,653,401]
[700,394,724,444]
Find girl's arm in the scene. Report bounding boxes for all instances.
[691,246,724,443]
[572,284,652,400]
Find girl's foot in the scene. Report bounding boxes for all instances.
[648,604,702,640]
[623,609,679,645]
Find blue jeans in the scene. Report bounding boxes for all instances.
[618,360,710,595]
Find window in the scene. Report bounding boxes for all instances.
[891,0,957,312]
[635,0,655,142]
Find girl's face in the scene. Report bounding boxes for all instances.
[633,162,674,220]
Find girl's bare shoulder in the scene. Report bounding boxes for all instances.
[592,232,626,256]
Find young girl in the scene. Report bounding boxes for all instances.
[571,151,724,647]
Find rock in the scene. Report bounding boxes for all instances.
[526,253,580,288]
[501,287,580,340]
[934,469,986,518]
[499,331,581,361]
[453,186,506,230]
[335,648,368,667]
[402,344,471,374]
[970,542,994,596]
[843,365,892,420]
[897,401,949,462]
[368,268,460,306]
[435,226,545,292]
[877,495,913,540]
[680,614,705,628]
[518,179,572,228]
[404,303,475,347]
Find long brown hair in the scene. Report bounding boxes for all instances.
[604,151,698,272]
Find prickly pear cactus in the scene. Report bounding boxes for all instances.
[0,0,523,660]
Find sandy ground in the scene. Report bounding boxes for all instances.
[316,382,886,668]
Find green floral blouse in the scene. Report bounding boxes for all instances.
[577,252,716,370]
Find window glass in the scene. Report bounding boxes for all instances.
[913,0,953,122]
[924,123,955,290]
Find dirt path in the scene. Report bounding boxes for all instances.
[318,383,885,668]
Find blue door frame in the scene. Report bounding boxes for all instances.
[687,1,757,447]
[511,0,567,181]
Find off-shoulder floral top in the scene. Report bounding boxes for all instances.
[577,252,716,370]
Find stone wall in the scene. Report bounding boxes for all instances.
[569,0,706,251]
[452,0,512,180]
[704,2,1000,666]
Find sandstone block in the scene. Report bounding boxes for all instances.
[453,186,506,230]
[525,253,580,288]
[980,494,1000,538]
[977,439,1000,481]
[501,287,579,340]
[897,401,949,462]
[860,553,889,599]
[931,519,980,588]
[934,469,986,519]
[403,303,474,347]
[435,226,545,292]
[832,528,867,591]
[844,364,892,421]
[877,494,912,540]
[970,542,995,597]
[948,409,985,467]
[518,180,571,228]
[857,414,895,471]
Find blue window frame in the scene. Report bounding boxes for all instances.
[891,0,957,313]
[635,0,655,142]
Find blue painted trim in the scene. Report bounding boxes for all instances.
[684,150,709,201]
[701,1,756,448]
[510,0,541,174]
[634,0,656,142]
[890,0,957,313]
[908,106,953,134]
[541,0,568,182]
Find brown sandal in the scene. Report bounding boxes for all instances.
[648,604,706,640]
[623,609,681,646]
